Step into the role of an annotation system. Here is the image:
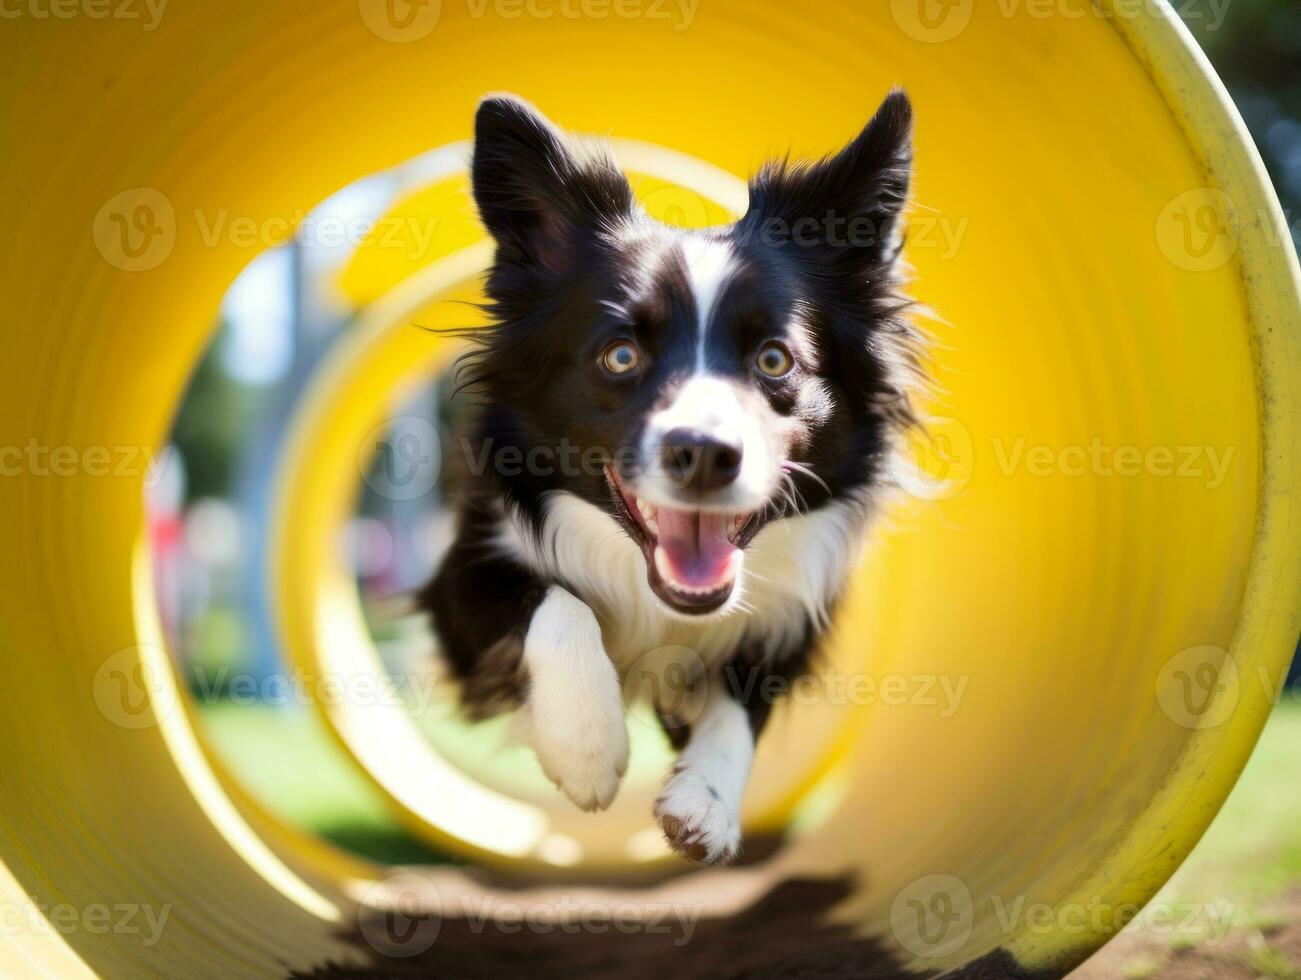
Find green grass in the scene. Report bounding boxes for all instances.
[1119,952,1166,978]
[1078,701,1301,976]
[198,701,450,864]
[1159,702,1301,918]
[1247,946,1301,980]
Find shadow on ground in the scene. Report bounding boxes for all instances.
[293,876,1058,980]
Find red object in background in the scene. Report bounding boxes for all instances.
[148,509,184,643]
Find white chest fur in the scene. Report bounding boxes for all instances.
[496,490,871,676]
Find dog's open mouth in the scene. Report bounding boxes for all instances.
[606,466,763,615]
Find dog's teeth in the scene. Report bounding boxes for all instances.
[638,501,658,533]
[730,514,748,541]
[677,582,718,597]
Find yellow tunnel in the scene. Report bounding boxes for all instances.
[1,0,1298,976]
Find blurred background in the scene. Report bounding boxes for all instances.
[146,1,1301,974]
[147,147,479,865]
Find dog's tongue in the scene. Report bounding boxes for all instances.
[653,508,741,593]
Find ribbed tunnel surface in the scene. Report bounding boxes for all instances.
[0,1,1298,977]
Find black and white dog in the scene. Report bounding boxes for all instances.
[420,92,919,864]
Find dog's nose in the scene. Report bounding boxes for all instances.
[661,428,743,492]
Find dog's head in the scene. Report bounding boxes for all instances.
[465,93,918,617]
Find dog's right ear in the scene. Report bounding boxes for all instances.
[743,89,913,278]
[472,95,633,271]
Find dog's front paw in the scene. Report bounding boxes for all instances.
[654,764,742,864]
[531,706,629,812]
[524,587,630,812]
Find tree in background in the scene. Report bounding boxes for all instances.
[170,332,267,500]
[1184,0,1301,244]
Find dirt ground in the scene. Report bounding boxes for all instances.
[1071,891,1301,980]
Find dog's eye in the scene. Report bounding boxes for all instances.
[755,341,795,379]
[600,340,641,376]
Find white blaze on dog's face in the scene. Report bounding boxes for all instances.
[467,92,916,619]
[636,237,782,512]
[618,237,808,613]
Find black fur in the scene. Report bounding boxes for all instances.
[419,93,917,856]
[439,91,917,555]
[722,617,823,737]
[416,496,549,717]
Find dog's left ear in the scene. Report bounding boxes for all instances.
[472,94,634,271]
[743,89,913,274]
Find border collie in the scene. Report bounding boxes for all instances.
[420,92,919,864]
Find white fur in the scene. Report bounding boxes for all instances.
[522,585,629,811]
[637,374,776,514]
[501,488,870,853]
[744,492,871,634]
[499,489,871,667]
[633,238,774,513]
[654,690,753,863]
[680,235,736,371]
